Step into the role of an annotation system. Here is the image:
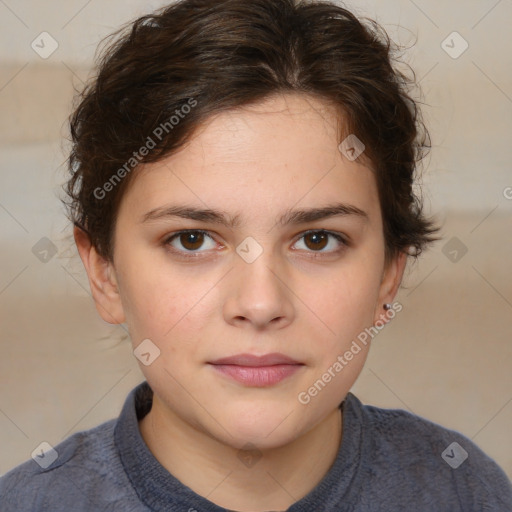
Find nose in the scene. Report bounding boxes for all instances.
[222,249,295,330]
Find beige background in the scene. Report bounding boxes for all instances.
[1,0,511,482]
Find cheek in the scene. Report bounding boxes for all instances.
[309,261,382,355]
[114,254,174,339]
[117,259,217,349]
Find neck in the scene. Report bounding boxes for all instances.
[139,397,343,512]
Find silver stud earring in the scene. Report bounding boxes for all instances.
[383,303,392,311]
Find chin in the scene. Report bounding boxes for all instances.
[211,404,308,450]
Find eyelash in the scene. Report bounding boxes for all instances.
[162,229,349,260]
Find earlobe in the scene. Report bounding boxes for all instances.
[73,225,126,325]
[374,251,407,325]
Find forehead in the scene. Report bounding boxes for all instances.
[119,93,380,225]
[173,93,345,171]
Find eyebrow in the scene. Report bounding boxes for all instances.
[141,202,368,228]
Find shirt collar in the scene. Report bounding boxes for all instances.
[114,381,364,511]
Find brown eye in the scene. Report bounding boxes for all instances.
[165,230,216,255]
[303,231,329,251]
[293,230,347,255]
[179,231,205,251]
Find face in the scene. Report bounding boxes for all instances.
[82,92,405,450]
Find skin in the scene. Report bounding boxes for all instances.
[74,92,407,511]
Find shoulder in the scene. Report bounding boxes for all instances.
[344,393,512,510]
[0,419,145,512]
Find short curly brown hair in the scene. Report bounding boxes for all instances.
[62,0,439,263]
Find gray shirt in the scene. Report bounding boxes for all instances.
[1,381,511,511]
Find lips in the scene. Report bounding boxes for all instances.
[208,353,304,387]
[209,353,301,367]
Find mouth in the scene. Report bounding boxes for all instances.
[207,353,304,387]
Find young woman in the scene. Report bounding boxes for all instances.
[1,0,511,510]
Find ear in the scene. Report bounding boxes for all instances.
[73,225,126,325]
[373,250,408,325]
